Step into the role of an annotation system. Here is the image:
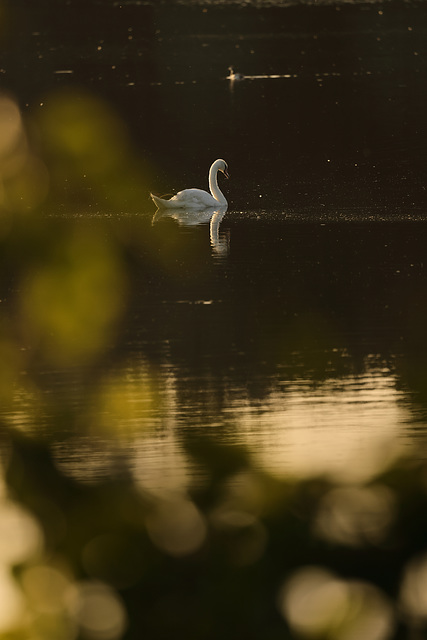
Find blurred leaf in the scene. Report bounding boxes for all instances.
[20,225,127,365]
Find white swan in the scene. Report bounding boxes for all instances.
[150,159,229,210]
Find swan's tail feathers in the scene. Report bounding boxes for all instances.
[150,193,168,208]
[150,193,182,209]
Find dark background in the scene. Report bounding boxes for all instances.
[3,0,427,210]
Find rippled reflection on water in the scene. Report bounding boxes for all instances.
[8,350,415,491]
[131,357,412,491]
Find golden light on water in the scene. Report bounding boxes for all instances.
[89,366,157,437]
[121,359,412,494]
[236,366,407,482]
[131,430,193,493]
[35,360,414,492]
[52,437,129,484]
[2,380,45,436]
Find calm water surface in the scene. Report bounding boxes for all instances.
[4,0,427,490]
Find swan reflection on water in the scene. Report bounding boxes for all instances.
[152,206,229,257]
[209,208,229,256]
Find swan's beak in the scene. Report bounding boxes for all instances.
[223,168,230,179]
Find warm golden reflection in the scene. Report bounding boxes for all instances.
[235,364,407,482]
[3,380,44,435]
[131,430,194,493]
[114,360,410,492]
[135,360,408,490]
[3,358,412,493]
[88,365,157,437]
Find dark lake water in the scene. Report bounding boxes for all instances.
[3,0,427,491]
[12,210,427,491]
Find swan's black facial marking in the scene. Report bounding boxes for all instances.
[222,163,229,179]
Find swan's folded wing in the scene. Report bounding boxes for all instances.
[172,188,217,208]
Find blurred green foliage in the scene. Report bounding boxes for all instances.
[4,428,427,640]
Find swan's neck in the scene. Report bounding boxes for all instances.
[209,164,227,205]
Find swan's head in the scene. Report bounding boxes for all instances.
[217,159,229,179]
